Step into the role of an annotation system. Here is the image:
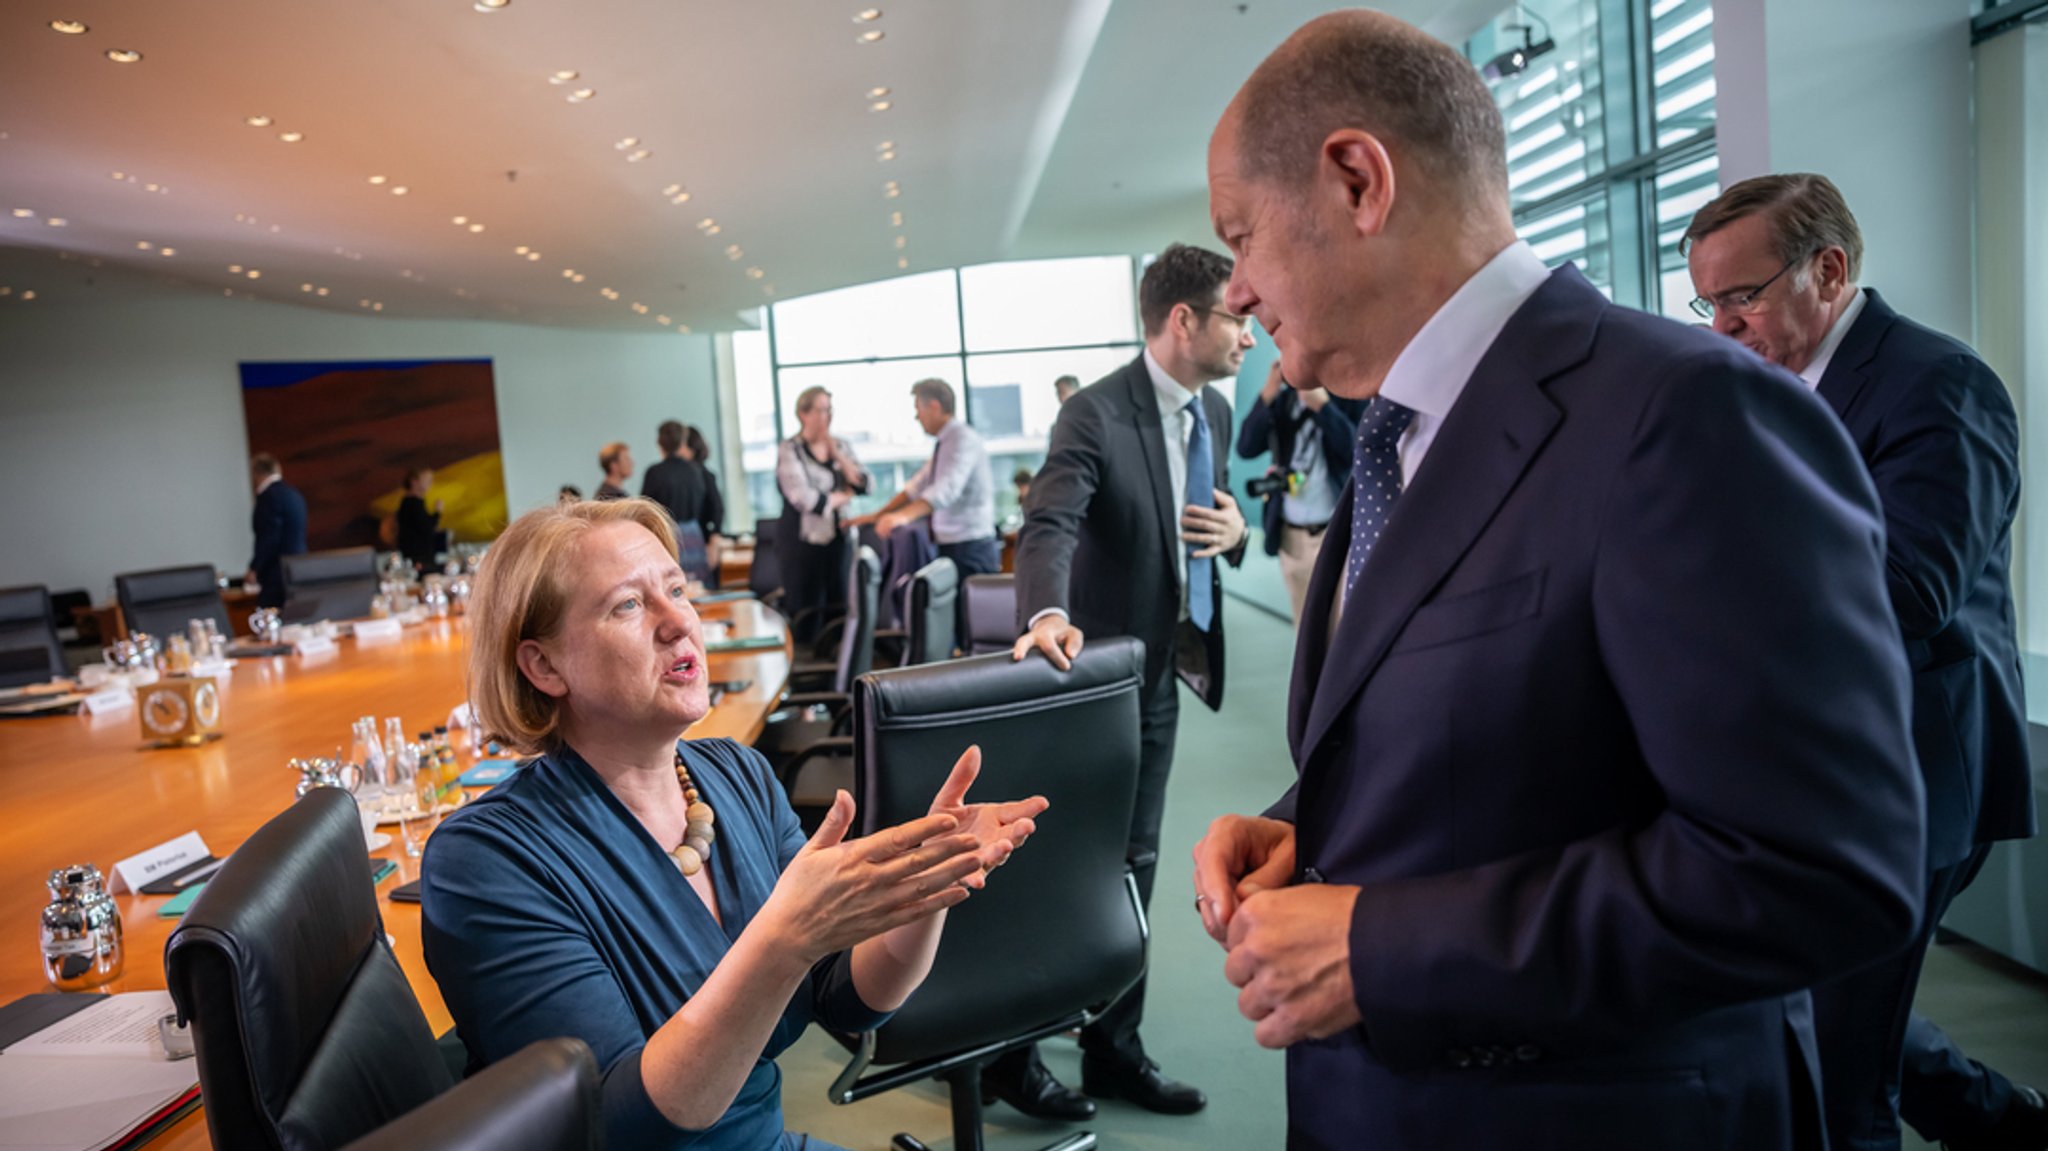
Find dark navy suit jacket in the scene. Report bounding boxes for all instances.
[249,479,308,609]
[1815,289,2034,867]
[1273,267,1925,1150]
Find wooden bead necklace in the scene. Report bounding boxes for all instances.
[669,748,717,876]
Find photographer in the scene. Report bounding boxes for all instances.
[1234,361,1359,620]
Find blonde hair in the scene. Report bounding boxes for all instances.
[467,497,678,755]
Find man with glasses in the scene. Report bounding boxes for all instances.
[1687,173,2041,1151]
[1003,242,1252,1122]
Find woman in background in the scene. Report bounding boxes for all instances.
[775,388,868,643]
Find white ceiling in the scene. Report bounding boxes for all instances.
[0,0,1504,332]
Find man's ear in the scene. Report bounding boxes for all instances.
[517,639,570,699]
[1321,129,1396,239]
[1814,246,1853,302]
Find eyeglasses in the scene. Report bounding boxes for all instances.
[1689,254,1805,320]
[1192,305,1252,331]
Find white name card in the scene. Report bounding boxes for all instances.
[294,633,337,656]
[189,658,232,678]
[79,688,134,715]
[110,831,212,895]
[352,617,403,642]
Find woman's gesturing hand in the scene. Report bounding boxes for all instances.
[926,746,1049,890]
[764,791,984,961]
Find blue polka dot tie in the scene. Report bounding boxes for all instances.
[1346,396,1415,597]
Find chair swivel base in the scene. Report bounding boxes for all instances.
[888,1065,1097,1151]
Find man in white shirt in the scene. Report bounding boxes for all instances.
[1006,242,1251,1121]
[1193,14,1924,1150]
[867,378,1000,582]
[1687,173,2041,1151]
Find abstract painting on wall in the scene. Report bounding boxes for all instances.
[239,358,508,551]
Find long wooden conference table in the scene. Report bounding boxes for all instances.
[0,595,792,1150]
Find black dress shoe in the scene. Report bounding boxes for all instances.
[981,1058,1096,1122]
[1946,1084,2048,1151]
[1081,1055,1207,1115]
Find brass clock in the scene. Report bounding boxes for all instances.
[139,676,223,748]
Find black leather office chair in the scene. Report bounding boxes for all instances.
[748,517,785,611]
[831,638,1151,1151]
[961,574,1017,656]
[336,1038,600,1151]
[756,545,883,828]
[166,788,457,1151]
[901,558,958,666]
[282,547,379,623]
[115,564,231,641]
[0,584,67,687]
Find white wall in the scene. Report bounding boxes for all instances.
[0,290,717,598]
[1712,0,1977,342]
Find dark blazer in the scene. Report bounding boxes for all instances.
[1274,267,1924,1150]
[396,494,440,573]
[249,479,308,609]
[641,456,707,528]
[1234,390,1359,555]
[1016,354,1246,709]
[1815,289,2034,866]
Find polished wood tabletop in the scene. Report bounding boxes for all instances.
[0,595,789,1150]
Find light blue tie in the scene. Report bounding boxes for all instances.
[1185,395,1215,632]
[1346,396,1415,597]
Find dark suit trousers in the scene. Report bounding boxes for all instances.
[784,533,847,646]
[1813,843,2016,1150]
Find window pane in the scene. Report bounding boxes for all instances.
[965,346,1139,444]
[734,327,778,485]
[1517,193,1612,293]
[1650,0,1717,146]
[1652,153,1721,321]
[769,271,961,365]
[1476,0,1608,210]
[772,357,966,516]
[959,256,1138,352]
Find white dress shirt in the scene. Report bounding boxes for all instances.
[1796,287,1866,392]
[904,417,996,544]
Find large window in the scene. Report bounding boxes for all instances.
[1467,0,1718,319]
[733,257,1143,529]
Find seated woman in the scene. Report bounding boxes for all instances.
[422,497,1045,1150]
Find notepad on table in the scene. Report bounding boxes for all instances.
[0,990,202,1151]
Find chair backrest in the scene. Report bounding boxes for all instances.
[166,788,455,1151]
[282,547,379,623]
[0,584,66,687]
[747,520,784,603]
[336,1038,599,1151]
[902,558,959,666]
[673,522,713,585]
[961,574,1017,656]
[115,565,230,641]
[831,546,881,694]
[851,637,1149,1065]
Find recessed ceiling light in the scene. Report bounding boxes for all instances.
[890,211,902,226]
[857,29,884,43]
[301,283,313,292]
[45,218,66,227]
[245,115,272,127]
[656,315,671,325]
[895,235,907,249]
[884,184,901,198]
[373,302,383,311]
[468,223,485,232]
[600,288,618,299]
[561,268,575,278]
[572,273,586,282]
[870,100,892,111]
[855,9,883,22]
[1,287,11,296]
[662,183,683,196]
[279,131,304,143]
[105,49,142,63]
[390,185,408,195]
[725,244,743,259]
[549,70,579,84]
[626,149,651,162]
[136,241,154,250]
[632,303,648,314]
[246,269,261,279]
[746,267,764,280]
[159,247,175,256]
[452,215,468,225]
[143,182,160,192]
[877,150,896,162]
[110,171,125,180]
[515,245,529,254]
[228,264,242,272]
[678,324,692,334]
[704,224,721,235]
[876,140,894,151]
[867,86,892,99]
[474,0,510,10]
[616,137,639,150]
[50,20,88,34]
[567,88,595,103]
[21,290,37,300]
[526,252,540,261]
[698,218,716,230]
[898,257,909,269]
[12,209,34,218]
[671,191,691,204]
[368,175,387,185]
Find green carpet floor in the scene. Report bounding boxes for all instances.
[777,598,2048,1150]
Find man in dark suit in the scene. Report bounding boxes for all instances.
[1005,242,1252,1120]
[1193,14,1926,1150]
[1687,174,2043,1151]
[641,419,708,529]
[245,452,307,609]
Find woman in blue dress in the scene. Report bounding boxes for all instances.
[421,497,1045,1150]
